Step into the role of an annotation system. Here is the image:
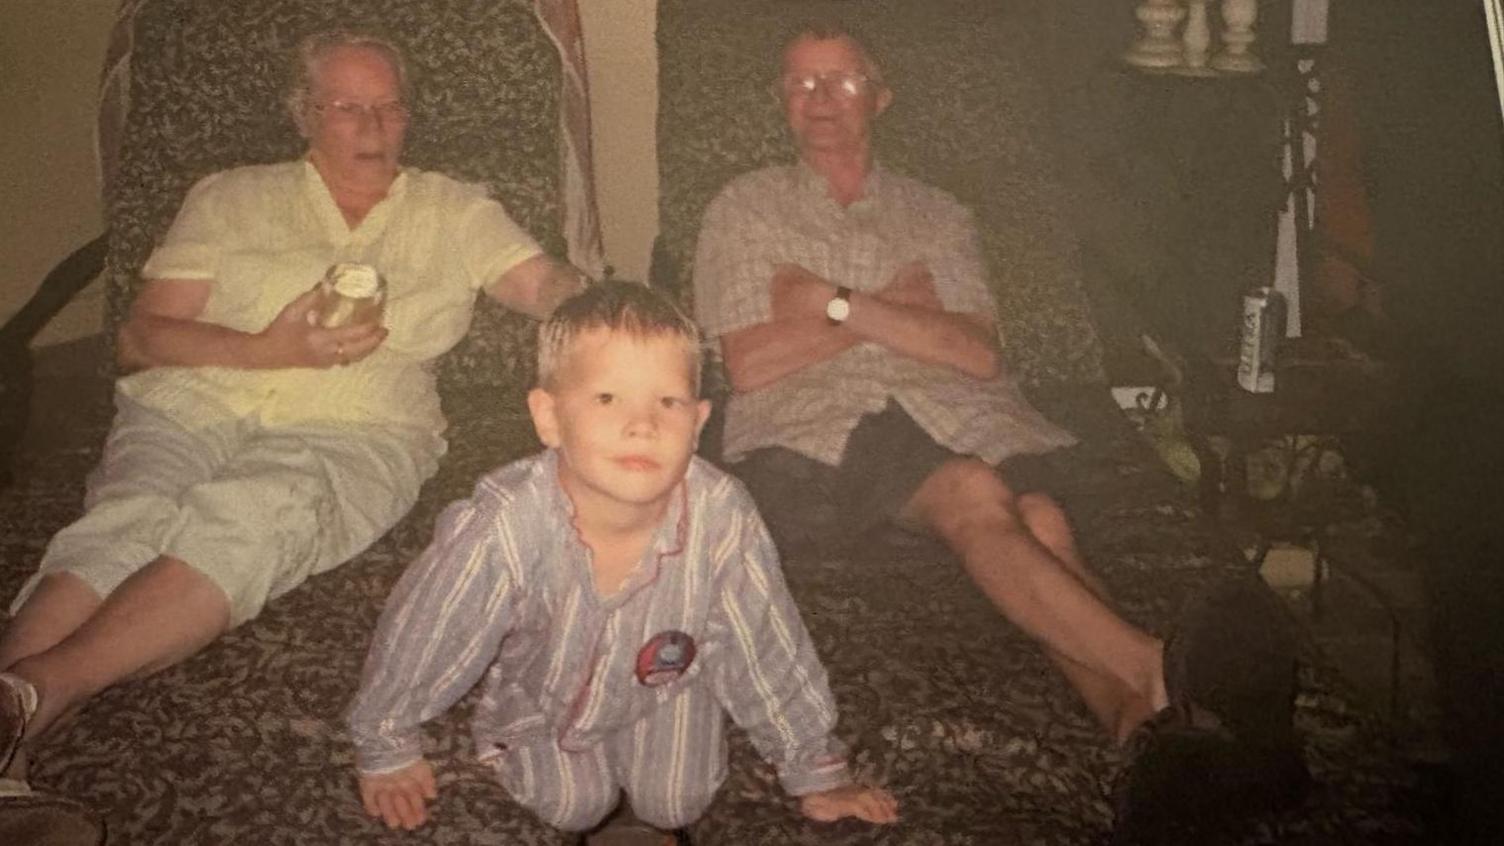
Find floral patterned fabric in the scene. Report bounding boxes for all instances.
[0,0,1432,843]
[0,347,1430,844]
[689,390,1427,844]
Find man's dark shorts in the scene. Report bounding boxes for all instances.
[731,401,1069,556]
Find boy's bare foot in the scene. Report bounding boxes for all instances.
[799,783,900,824]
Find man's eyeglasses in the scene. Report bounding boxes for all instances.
[776,71,875,101]
[313,99,411,124]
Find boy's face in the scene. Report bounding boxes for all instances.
[528,328,710,521]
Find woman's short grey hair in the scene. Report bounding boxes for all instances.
[286,30,410,133]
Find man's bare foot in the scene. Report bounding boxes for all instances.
[1110,655,1169,746]
[1113,692,1161,747]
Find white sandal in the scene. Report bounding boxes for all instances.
[0,672,38,776]
[0,674,106,844]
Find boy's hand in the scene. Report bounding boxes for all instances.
[799,783,900,825]
[359,760,438,830]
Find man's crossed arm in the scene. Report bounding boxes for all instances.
[719,262,999,393]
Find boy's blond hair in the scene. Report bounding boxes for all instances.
[536,281,704,394]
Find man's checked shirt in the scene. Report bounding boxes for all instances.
[693,162,1076,466]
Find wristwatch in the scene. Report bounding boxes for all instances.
[825,285,853,325]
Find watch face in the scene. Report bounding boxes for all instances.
[826,296,851,322]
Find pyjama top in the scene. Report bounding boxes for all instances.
[347,450,853,797]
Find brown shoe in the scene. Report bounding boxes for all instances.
[1163,578,1301,749]
[1112,702,1309,845]
[0,787,106,846]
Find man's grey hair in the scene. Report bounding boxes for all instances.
[286,30,411,133]
[537,281,704,395]
[779,18,884,82]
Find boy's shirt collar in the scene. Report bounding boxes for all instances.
[541,449,691,605]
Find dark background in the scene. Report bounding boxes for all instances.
[1036,2,1504,838]
[1342,3,1504,841]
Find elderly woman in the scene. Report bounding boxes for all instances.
[0,30,581,793]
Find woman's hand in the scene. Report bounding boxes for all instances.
[255,288,387,368]
[799,783,900,825]
[118,279,386,372]
[358,759,438,830]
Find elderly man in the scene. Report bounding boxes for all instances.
[692,21,1305,833]
[0,30,581,831]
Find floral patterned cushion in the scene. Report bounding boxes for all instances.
[0,2,1430,843]
[0,342,1426,845]
[104,0,563,402]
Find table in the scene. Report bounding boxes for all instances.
[1178,335,1407,720]
[1179,335,1394,534]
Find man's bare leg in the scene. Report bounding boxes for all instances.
[901,459,1167,742]
[1013,492,1162,741]
[4,555,231,741]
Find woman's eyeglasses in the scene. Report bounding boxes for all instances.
[313,100,411,124]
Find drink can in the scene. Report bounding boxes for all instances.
[311,262,386,329]
[1237,286,1286,393]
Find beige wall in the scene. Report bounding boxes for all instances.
[0,0,116,346]
[0,2,663,346]
[578,0,660,282]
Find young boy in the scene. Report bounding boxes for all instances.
[348,282,898,841]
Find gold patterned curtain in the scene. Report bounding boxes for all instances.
[529,0,606,278]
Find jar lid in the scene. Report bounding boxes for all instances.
[327,263,381,298]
